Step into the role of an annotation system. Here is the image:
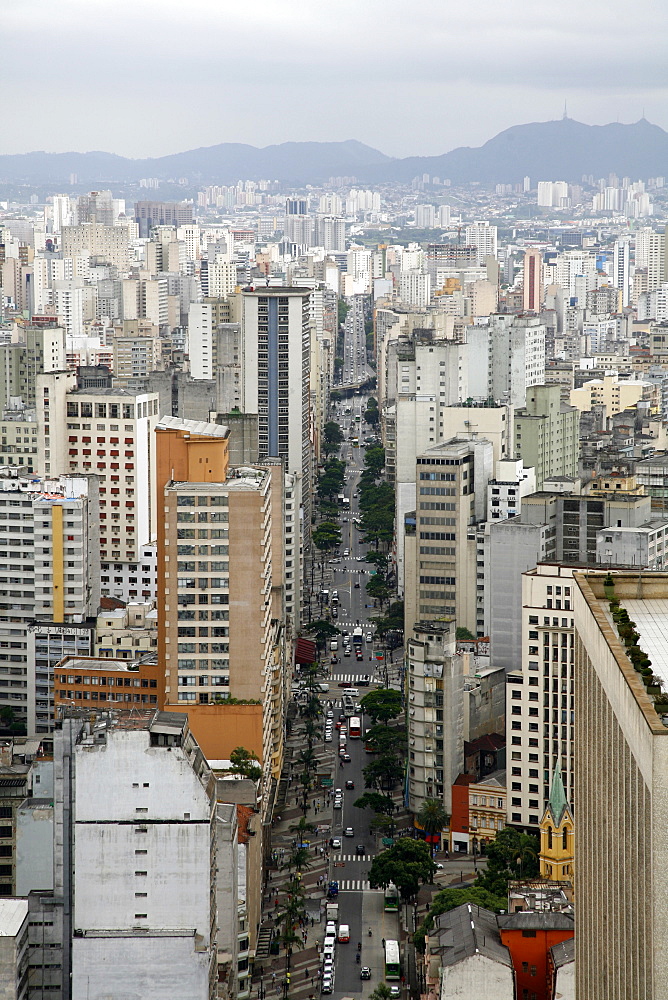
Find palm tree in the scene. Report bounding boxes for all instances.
[290,816,316,841]
[417,798,450,858]
[278,924,304,971]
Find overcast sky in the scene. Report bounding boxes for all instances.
[4,0,668,159]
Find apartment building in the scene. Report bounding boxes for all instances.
[505,566,575,832]
[406,620,463,816]
[514,384,579,489]
[94,602,157,659]
[156,418,288,792]
[53,655,161,715]
[569,373,655,416]
[52,712,218,1000]
[0,413,38,472]
[0,476,100,733]
[0,324,65,412]
[188,297,241,381]
[404,438,493,637]
[573,570,668,999]
[36,371,159,568]
[467,314,546,408]
[61,223,130,271]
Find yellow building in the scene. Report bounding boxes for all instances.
[539,762,574,893]
[468,770,507,848]
[586,473,647,497]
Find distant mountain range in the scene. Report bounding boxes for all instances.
[0,119,665,187]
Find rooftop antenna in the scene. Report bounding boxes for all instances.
[563,100,568,120]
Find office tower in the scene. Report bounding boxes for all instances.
[572,570,668,999]
[156,418,287,792]
[0,474,99,734]
[505,566,575,832]
[465,221,498,264]
[406,620,463,816]
[285,197,307,216]
[404,438,493,637]
[522,249,543,312]
[0,323,65,412]
[36,371,159,570]
[55,712,218,999]
[399,270,431,307]
[467,315,546,408]
[514,384,579,489]
[612,239,631,307]
[134,200,194,238]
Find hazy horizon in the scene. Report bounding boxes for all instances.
[4,0,668,159]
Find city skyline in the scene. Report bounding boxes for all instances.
[4,0,668,158]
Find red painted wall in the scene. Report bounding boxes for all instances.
[499,926,574,1000]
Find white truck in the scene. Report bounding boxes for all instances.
[326,903,339,922]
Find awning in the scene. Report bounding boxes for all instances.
[295,638,317,664]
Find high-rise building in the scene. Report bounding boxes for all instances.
[406,620,463,816]
[0,323,65,411]
[505,565,575,832]
[404,438,493,636]
[572,570,668,999]
[514,384,579,489]
[61,223,130,271]
[467,315,546,409]
[399,270,431,307]
[522,249,543,313]
[36,371,159,572]
[612,239,631,307]
[465,221,498,264]
[58,711,218,999]
[156,417,288,795]
[0,474,100,733]
[134,201,194,238]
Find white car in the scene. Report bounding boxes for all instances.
[331,838,342,849]
[343,548,349,557]
[324,733,333,742]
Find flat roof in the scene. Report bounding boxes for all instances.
[0,898,28,937]
[57,656,155,673]
[156,415,229,438]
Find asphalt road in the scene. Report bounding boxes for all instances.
[339,294,375,388]
[316,390,402,1000]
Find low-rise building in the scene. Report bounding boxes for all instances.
[53,655,161,716]
[468,769,506,848]
[423,903,514,999]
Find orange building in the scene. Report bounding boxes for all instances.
[53,655,160,716]
[449,773,476,853]
[498,911,574,1000]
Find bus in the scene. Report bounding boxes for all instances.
[364,730,375,753]
[352,437,359,448]
[349,716,361,738]
[384,939,401,979]
[384,883,399,911]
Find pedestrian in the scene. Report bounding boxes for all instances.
[272,973,276,985]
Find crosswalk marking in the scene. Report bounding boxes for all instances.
[337,879,382,891]
[333,854,373,862]
[329,673,375,684]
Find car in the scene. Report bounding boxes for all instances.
[326,710,334,718]
[325,921,337,938]
[360,967,371,980]
[324,733,332,742]
[356,843,366,855]
[339,748,347,758]
[365,633,373,642]
[334,788,342,796]
[327,880,339,897]
[330,837,342,850]
[322,961,334,978]
[338,680,350,688]
[345,779,355,789]
[358,675,370,687]
[389,987,401,998]
[343,549,349,557]
[321,977,333,993]
[342,753,351,762]
[344,826,354,837]
[333,798,343,809]
[344,648,351,657]
[435,862,444,870]
[330,655,338,664]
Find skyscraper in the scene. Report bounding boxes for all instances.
[613,239,631,307]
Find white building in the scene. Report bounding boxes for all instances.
[613,239,631,308]
[465,221,498,264]
[487,457,536,521]
[467,315,546,409]
[399,270,431,308]
[36,371,159,569]
[406,620,463,815]
[0,898,29,1000]
[506,565,575,831]
[61,711,217,1000]
[0,475,100,734]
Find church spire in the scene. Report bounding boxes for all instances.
[548,760,568,825]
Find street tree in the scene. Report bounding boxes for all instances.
[368,986,392,1000]
[366,573,391,608]
[476,827,539,897]
[303,619,341,650]
[368,838,436,900]
[353,791,396,816]
[363,724,406,757]
[360,688,403,724]
[323,421,344,457]
[363,754,404,793]
[417,799,450,857]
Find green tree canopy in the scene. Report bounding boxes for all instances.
[456,627,475,640]
[363,754,405,792]
[368,986,392,1000]
[475,827,540,897]
[353,791,396,816]
[360,688,403,724]
[417,799,450,857]
[229,746,262,782]
[368,838,436,899]
[303,619,341,649]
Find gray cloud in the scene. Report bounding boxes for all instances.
[2,0,668,157]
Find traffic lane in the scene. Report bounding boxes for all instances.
[331,897,363,997]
